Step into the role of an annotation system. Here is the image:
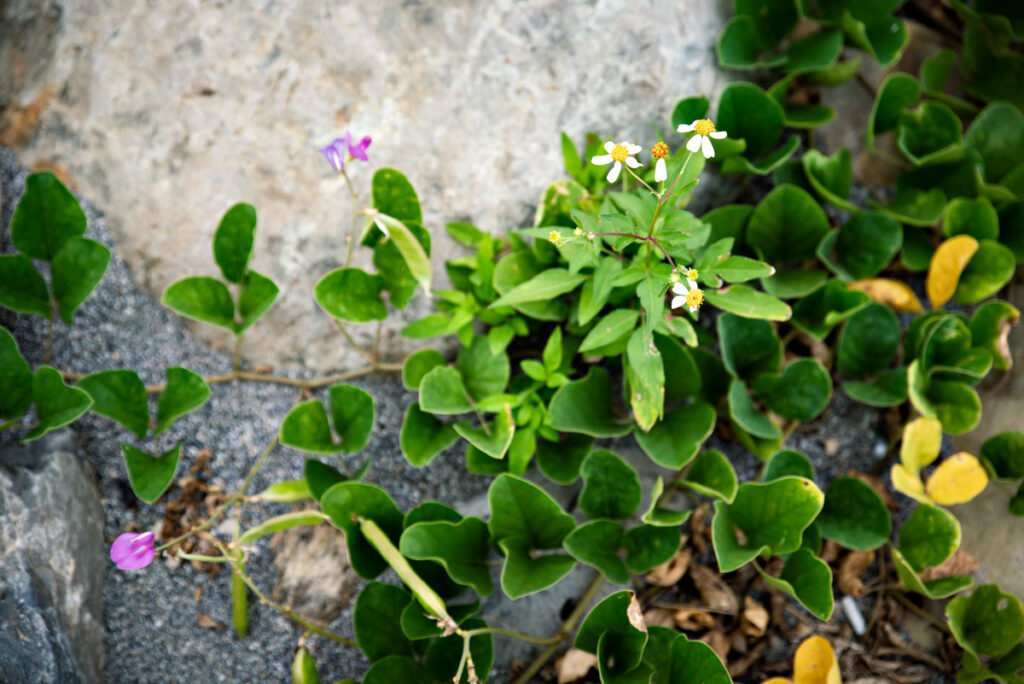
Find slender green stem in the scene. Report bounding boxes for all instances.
[512,573,605,684]
[174,551,232,563]
[624,165,657,195]
[233,334,243,372]
[661,152,695,204]
[589,232,675,271]
[886,589,951,634]
[43,306,55,365]
[452,634,472,684]
[333,319,376,364]
[341,168,360,268]
[463,627,563,645]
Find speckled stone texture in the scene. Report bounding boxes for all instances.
[8,0,730,370]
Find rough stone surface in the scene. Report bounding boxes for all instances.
[270,522,360,625]
[0,432,106,684]
[7,0,731,370]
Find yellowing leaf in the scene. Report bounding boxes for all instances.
[794,635,842,684]
[927,235,978,309]
[891,464,929,503]
[900,417,943,475]
[763,679,793,684]
[848,278,923,312]
[926,452,989,505]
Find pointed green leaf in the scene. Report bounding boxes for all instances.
[162,276,235,330]
[321,482,404,578]
[51,237,113,323]
[683,449,738,502]
[154,367,210,435]
[400,402,458,467]
[213,203,257,283]
[328,384,374,454]
[238,510,326,545]
[419,366,472,415]
[24,366,92,441]
[373,213,432,295]
[455,336,509,400]
[237,270,278,331]
[400,517,493,595]
[122,443,181,504]
[0,255,50,316]
[549,367,632,438]
[490,268,587,309]
[77,369,149,438]
[0,328,33,420]
[579,309,639,353]
[11,171,87,261]
[453,404,515,459]
[579,449,642,520]
[704,285,791,321]
[303,458,347,501]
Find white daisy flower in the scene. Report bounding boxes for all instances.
[677,118,728,159]
[651,142,669,183]
[670,267,704,313]
[591,140,642,183]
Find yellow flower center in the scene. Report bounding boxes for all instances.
[693,119,716,137]
[686,288,704,309]
[610,144,629,163]
[686,268,699,281]
[548,230,564,246]
[651,142,669,159]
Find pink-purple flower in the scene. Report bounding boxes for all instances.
[319,131,372,172]
[110,531,156,570]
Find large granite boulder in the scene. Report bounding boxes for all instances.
[7,0,730,369]
[0,432,107,684]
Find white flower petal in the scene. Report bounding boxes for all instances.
[671,296,686,309]
[604,141,615,153]
[686,135,702,153]
[710,131,727,139]
[677,123,695,133]
[655,158,667,182]
[591,154,613,165]
[607,161,622,183]
[624,156,641,169]
[672,282,687,295]
[689,305,698,313]
[701,136,714,158]
[687,279,698,291]
[626,143,642,155]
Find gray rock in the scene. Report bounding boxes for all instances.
[270,522,360,625]
[0,432,106,684]
[10,0,731,370]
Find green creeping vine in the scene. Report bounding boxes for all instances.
[3,1,1024,682]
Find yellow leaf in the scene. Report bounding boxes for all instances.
[891,464,930,503]
[794,635,842,684]
[848,278,923,312]
[900,417,943,475]
[763,679,794,684]
[926,452,989,505]
[926,235,979,309]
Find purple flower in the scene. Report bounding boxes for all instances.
[110,531,156,570]
[319,131,372,171]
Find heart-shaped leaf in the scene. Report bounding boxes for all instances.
[155,366,210,435]
[717,16,788,70]
[237,270,278,332]
[489,268,587,309]
[121,443,181,504]
[579,449,643,520]
[549,367,632,438]
[784,28,842,74]
[980,431,1024,480]
[947,585,1024,656]
[400,403,458,467]
[280,401,337,453]
[453,404,515,459]
[712,477,824,572]
[954,239,1015,304]
[752,358,832,422]
[872,187,946,227]
[24,366,92,442]
[649,633,731,684]
[756,549,834,620]
[162,276,235,330]
[321,482,404,578]
[0,255,50,316]
[828,212,902,280]
[488,474,576,598]
[897,101,963,165]
[802,148,855,211]
[0,328,33,420]
[576,591,648,676]
[535,433,594,484]
[747,184,830,264]
[868,73,921,146]
[763,449,814,482]
[213,203,256,283]
[624,524,682,573]
[717,313,782,380]
[717,82,786,160]
[817,477,891,551]
[314,267,387,322]
[77,369,149,438]
[329,384,375,453]
[10,171,87,261]
[683,449,738,502]
[455,336,509,400]
[400,517,493,595]
[837,303,901,379]
[634,402,716,469]
[419,366,472,415]
[354,582,414,662]
[564,520,629,584]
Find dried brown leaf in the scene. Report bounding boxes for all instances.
[674,606,717,631]
[645,548,691,587]
[690,563,739,614]
[196,613,224,630]
[820,539,842,564]
[643,608,676,629]
[627,593,647,633]
[557,648,598,684]
[838,550,875,598]
[918,549,980,582]
[701,629,730,663]
[741,596,770,637]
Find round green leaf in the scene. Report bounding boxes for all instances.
[683,449,738,502]
[981,431,1024,480]
[548,367,632,438]
[717,312,781,380]
[930,379,982,435]
[954,239,1015,304]
[354,582,414,662]
[24,366,92,442]
[212,202,256,283]
[321,482,404,578]
[944,197,999,240]
[536,433,594,484]
[965,102,1024,183]
[327,384,374,454]
[624,524,682,574]
[868,73,921,145]
[162,276,235,330]
[10,171,87,261]
[400,517,493,595]
[711,477,824,572]
[400,402,458,468]
[947,584,1024,656]
[77,369,149,438]
[563,520,629,584]
[898,502,961,572]
[728,380,781,440]
[634,402,716,469]
[0,255,50,317]
[455,336,509,400]
[121,443,181,504]
[833,212,902,279]
[237,270,279,332]
[402,349,445,391]
[747,184,830,263]
[837,303,901,379]
[752,358,832,422]
[671,96,710,129]
[579,449,643,520]
[897,101,963,165]
[280,401,339,454]
[314,267,386,322]
[817,477,891,551]
[763,449,814,482]
[155,366,210,435]
[757,548,834,620]
[717,82,786,159]
[303,459,346,501]
[0,328,33,420]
